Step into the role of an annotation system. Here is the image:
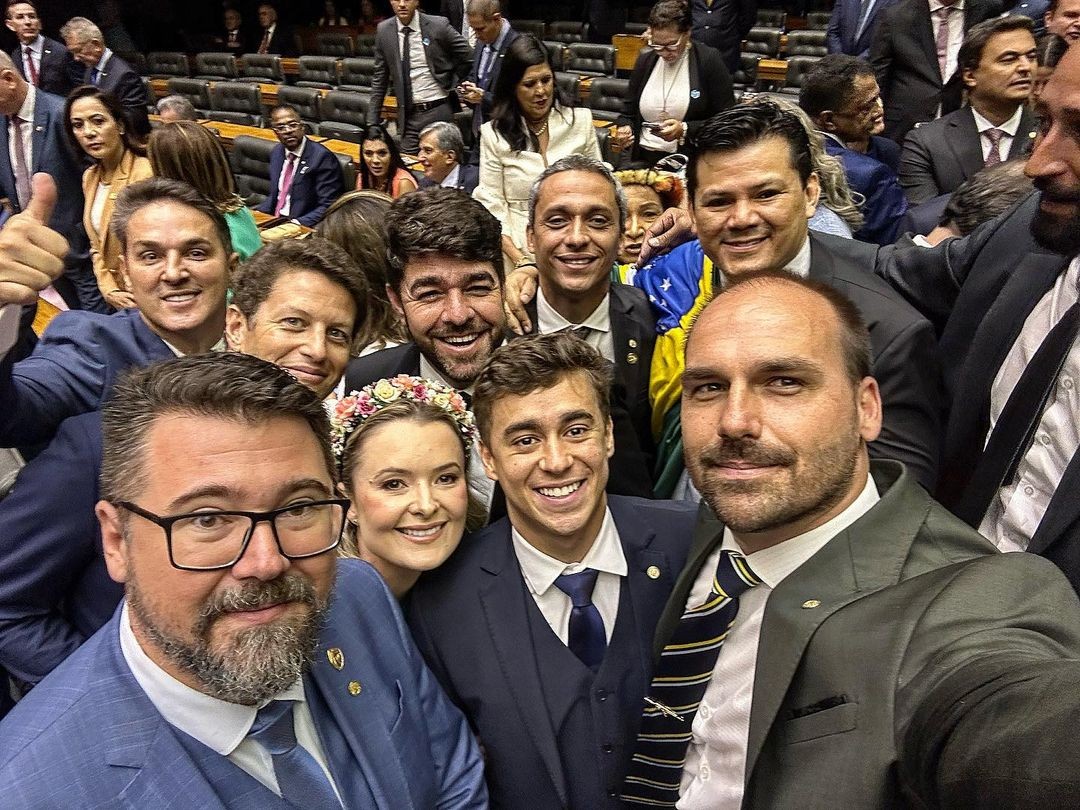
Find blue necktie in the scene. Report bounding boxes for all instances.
[90,68,99,85]
[248,700,343,809]
[554,568,606,671]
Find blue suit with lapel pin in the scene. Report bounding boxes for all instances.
[255,137,345,228]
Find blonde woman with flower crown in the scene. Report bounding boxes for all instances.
[327,375,482,598]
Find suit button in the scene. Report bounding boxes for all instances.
[597,689,609,701]
[602,743,614,753]
[608,790,619,798]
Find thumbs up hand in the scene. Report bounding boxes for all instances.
[0,173,70,306]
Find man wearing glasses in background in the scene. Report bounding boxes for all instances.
[256,104,345,228]
[0,352,487,809]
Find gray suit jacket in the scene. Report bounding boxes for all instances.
[367,13,473,130]
[654,460,1080,807]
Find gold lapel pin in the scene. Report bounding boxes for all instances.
[646,565,661,580]
[627,352,639,365]
[801,599,821,609]
[628,338,638,348]
[348,680,362,696]
[326,648,345,670]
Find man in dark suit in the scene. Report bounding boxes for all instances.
[826,0,902,57]
[0,53,100,313]
[408,332,694,809]
[622,269,1080,809]
[0,353,487,808]
[214,7,250,55]
[254,2,297,56]
[255,105,345,228]
[457,0,519,137]
[690,0,756,74]
[5,1,77,98]
[440,0,474,47]
[899,15,1039,203]
[59,16,149,139]
[417,120,478,192]
[870,0,1000,143]
[367,0,473,153]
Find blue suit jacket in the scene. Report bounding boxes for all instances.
[82,52,150,138]
[418,163,479,193]
[826,0,901,57]
[0,307,174,448]
[0,411,118,686]
[407,496,695,808]
[0,561,487,809]
[10,36,79,98]
[255,138,345,228]
[824,135,907,245]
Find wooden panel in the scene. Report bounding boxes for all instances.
[756,59,788,83]
[613,34,644,73]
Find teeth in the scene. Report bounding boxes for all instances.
[164,292,197,302]
[538,481,582,498]
[442,334,478,345]
[400,526,440,538]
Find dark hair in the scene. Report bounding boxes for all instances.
[5,1,38,17]
[490,34,575,153]
[688,101,814,202]
[940,159,1033,236]
[64,85,146,158]
[268,103,300,120]
[959,15,1035,75]
[529,153,628,231]
[472,332,613,443]
[111,177,233,256]
[799,54,876,119]
[1037,32,1069,67]
[703,270,871,383]
[384,186,503,291]
[100,353,333,502]
[648,0,692,32]
[231,237,369,339]
[358,123,409,191]
[316,189,404,349]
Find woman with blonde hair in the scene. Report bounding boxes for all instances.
[147,122,263,260]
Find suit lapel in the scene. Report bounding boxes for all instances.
[915,4,940,83]
[1010,107,1038,159]
[0,115,13,198]
[29,98,47,174]
[951,107,985,180]
[609,285,646,406]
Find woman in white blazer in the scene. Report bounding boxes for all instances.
[473,35,602,269]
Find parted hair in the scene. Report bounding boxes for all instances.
[959,15,1034,75]
[64,85,146,159]
[110,177,233,256]
[649,0,692,32]
[100,353,334,503]
[472,332,614,443]
[148,121,245,213]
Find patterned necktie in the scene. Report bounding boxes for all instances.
[259,29,271,54]
[622,549,761,808]
[248,700,342,808]
[935,6,955,80]
[10,115,30,210]
[274,153,297,217]
[400,25,414,114]
[984,128,1005,167]
[23,47,37,85]
[89,67,99,85]
[554,568,606,671]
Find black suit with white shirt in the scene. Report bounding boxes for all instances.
[9,36,78,99]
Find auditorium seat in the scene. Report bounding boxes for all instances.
[236,54,285,84]
[743,28,782,57]
[566,43,615,76]
[806,12,832,30]
[554,71,580,102]
[165,77,211,115]
[586,77,629,121]
[296,56,339,89]
[543,40,566,71]
[755,9,786,30]
[781,55,822,95]
[318,90,370,142]
[194,52,238,81]
[231,135,275,206]
[786,30,828,57]
[142,77,155,114]
[547,21,588,43]
[209,82,263,126]
[147,51,189,79]
[625,22,648,35]
[330,151,356,190]
[338,57,376,94]
[515,19,546,39]
[732,53,763,95]
[117,51,147,75]
[316,31,355,57]
[276,86,322,130]
[355,34,376,57]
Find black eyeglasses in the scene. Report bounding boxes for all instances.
[117,499,350,571]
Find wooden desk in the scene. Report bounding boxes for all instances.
[756,59,788,84]
[202,120,281,147]
[613,34,645,73]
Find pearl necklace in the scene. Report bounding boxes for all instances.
[527,118,549,137]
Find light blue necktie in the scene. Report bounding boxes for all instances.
[248,700,343,809]
[90,67,99,85]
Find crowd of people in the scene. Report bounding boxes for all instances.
[2,0,1080,806]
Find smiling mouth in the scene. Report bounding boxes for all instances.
[536,480,583,499]
[557,255,598,268]
[437,332,483,350]
[161,291,200,304]
[397,523,446,541]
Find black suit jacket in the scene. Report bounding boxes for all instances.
[83,53,150,139]
[870,0,1000,143]
[10,37,77,98]
[690,0,756,73]
[407,495,696,809]
[899,104,1038,203]
[439,0,464,34]
[417,163,479,193]
[467,26,520,124]
[258,23,297,56]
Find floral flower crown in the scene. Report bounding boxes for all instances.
[326,375,477,465]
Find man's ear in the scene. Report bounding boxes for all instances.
[604,416,615,459]
[962,66,977,91]
[526,225,536,255]
[479,439,499,483]
[387,283,405,318]
[97,501,131,585]
[818,111,838,134]
[224,303,248,351]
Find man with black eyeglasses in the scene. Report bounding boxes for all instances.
[255,104,345,228]
[0,353,487,808]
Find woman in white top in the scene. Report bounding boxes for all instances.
[473,34,601,268]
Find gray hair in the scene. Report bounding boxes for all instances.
[466,0,501,18]
[528,153,627,231]
[60,16,103,44]
[419,120,465,163]
[156,95,198,121]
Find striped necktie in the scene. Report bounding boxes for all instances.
[622,549,761,807]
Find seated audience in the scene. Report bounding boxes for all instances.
[255,1,297,56]
[213,7,249,54]
[1044,0,1080,41]
[801,55,908,244]
[473,34,601,270]
[613,168,684,271]
[899,16,1039,204]
[6,1,78,98]
[148,122,263,260]
[408,332,695,810]
[613,0,735,165]
[154,94,197,123]
[317,0,349,26]
[255,104,345,227]
[417,120,478,192]
[330,375,477,595]
[0,353,487,808]
[356,123,418,197]
[65,85,153,310]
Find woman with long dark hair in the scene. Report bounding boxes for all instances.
[355,124,417,197]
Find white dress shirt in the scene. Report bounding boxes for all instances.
[8,84,35,209]
[118,603,343,803]
[440,163,461,188]
[979,255,1080,552]
[511,506,627,644]
[93,48,113,77]
[929,0,965,83]
[20,35,42,80]
[397,14,443,103]
[971,105,1023,163]
[536,286,615,362]
[676,474,880,809]
[638,50,691,154]
[275,138,306,218]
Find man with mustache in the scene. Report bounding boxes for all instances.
[0,353,486,807]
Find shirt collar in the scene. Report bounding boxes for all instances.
[491,19,511,50]
[535,286,612,334]
[440,163,461,188]
[785,234,812,278]
[396,13,418,31]
[721,471,879,589]
[14,84,35,124]
[118,602,308,756]
[95,48,112,73]
[512,506,628,596]
[419,353,477,396]
[24,35,42,54]
[971,104,1024,137]
[287,137,307,159]
[928,0,964,11]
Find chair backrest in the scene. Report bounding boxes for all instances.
[330,150,356,191]
[554,71,580,103]
[230,134,276,205]
[194,51,238,80]
[786,30,828,57]
[567,43,615,76]
[147,51,188,78]
[355,33,376,57]
[785,55,822,89]
[276,86,323,124]
[547,21,588,43]
[543,40,567,71]
[755,9,786,30]
[142,77,156,113]
[318,120,365,143]
[625,22,648,35]
[316,31,355,57]
[241,53,285,83]
[733,53,762,86]
[297,55,339,88]
[743,28,782,57]
[117,50,147,75]
[210,82,262,119]
[339,57,377,90]
[515,19,546,39]
[806,11,832,30]
[587,77,629,120]
[165,77,212,110]
[319,90,370,129]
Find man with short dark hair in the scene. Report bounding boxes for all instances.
[5,1,77,97]
[1045,0,1080,41]
[255,104,344,227]
[458,0,519,135]
[0,352,487,807]
[417,120,478,191]
[408,332,694,810]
